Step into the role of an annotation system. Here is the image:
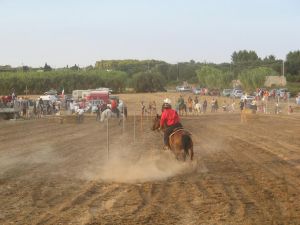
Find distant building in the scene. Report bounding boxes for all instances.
[264,76,286,87]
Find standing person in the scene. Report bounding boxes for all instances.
[211,98,216,112]
[22,100,27,118]
[251,99,257,113]
[222,100,227,112]
[33,101,37,117]
[96,104,101,121]
[159,98,183,150]
[11,89,16,104]
[141,101,146,116]
[240,99,245,111]
[148,102,152,115]
[203,99,207,113]
[215,99,219,112]
[38,98,44,112]
[152,101,157,114]
[187,96,193,113]
[288,105,293,114]
[77,107,84,123]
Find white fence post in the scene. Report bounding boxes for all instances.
[122,113,125,134]
[288,95,290,115]
[106,117,109,160]
[133,111,136,143]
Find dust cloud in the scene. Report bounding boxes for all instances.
[83,146,197,183]
[0,144,61,175]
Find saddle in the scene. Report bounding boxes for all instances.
[169,128,191,139]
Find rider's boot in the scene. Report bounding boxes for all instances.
[163,145,170,150]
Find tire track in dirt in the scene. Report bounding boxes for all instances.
[1,113,300,224]
[186,116,299,224]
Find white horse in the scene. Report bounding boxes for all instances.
[100,108,125,124]
[194,102,202,115]
[117,100,127,118]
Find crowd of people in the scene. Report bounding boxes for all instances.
[1,89,127,123]
[140,91,300,118]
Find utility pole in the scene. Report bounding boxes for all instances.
[282,60,285,77]
[177,63,179,81]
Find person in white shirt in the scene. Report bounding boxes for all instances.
[77,108,84,123]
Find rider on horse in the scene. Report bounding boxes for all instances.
[160,98,183,150]
[110,99,120,118]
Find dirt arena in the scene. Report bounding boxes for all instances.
[1,93,300,224]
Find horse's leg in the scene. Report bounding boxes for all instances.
[182,150,187,161]
[100,111,105,122]
[189,146,194,161]
[118,113,123,125]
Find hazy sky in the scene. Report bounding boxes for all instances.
[0,0,299,67]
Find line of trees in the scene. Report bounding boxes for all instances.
[0,70,128,95]
[0,50,299,95]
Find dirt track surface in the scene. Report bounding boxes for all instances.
[1,112,300,224]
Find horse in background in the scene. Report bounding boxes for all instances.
[194,102,202,115]
[152,114,193,161]
[100,108,124,124]
[118,100,128,118]
[176,102,187,116]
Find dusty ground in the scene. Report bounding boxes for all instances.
[1,93,300,225]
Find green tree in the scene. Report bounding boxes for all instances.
[239,67,278,91]
[132,72,166,92]
[196,65,233,89]
[231,50,259,63]
[285,50,300,76]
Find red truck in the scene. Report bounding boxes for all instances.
[85,90,109,103]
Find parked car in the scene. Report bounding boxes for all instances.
[231,89,243,98]
[176,86,192,92]
[241,95,255,101]
[44,89,58,95]
[222,89,233,97]
[278,88,290,98]
[192,87,202,95]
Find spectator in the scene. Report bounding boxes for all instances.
[141,101,146,115]
[222,100,227,112]
[77,107,84,123]
[240,100,245,111]
[211,98,216,113]
[296,95,300,105]
[288,105,293,114]
[96,104,101,121]
[203,99,207,113]
[215,99,219,112]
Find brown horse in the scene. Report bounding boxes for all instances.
[151,115,194,161]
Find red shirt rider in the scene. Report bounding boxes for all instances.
[111,99,117,110]
[160,108,180,128]
[159,99,183,149]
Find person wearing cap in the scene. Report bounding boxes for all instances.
[110,98,119,118]
[160,98,183,150]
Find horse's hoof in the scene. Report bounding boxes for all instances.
[163,146,170,151]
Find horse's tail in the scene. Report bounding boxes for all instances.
[182,134,191,155]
